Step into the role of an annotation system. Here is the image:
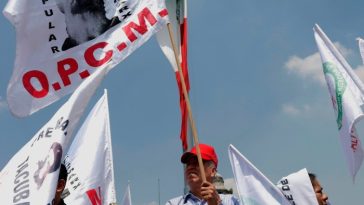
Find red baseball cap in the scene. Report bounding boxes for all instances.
[181,144,218,167]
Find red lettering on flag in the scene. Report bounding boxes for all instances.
[85,42,113,67]
[123,7,157,42]
[57,58,79,86]
[158,9,168,17]
[351,135,359,152]
[86,187,102,205]
[22,70,49,98]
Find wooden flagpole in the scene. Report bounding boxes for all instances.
[167,23,206,182]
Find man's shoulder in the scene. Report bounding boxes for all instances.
[219,194,240,204]
[165,195,185,205]
[165,194,240,205]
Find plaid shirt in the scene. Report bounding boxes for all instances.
[166,192,240,205]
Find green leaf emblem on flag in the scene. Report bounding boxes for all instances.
[323,62,347,130]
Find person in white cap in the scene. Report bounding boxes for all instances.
[166,144,239,205]
[308,173,329,205]
[277,169,329,205]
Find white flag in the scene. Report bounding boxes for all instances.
[62,90,117,205]
[3,0,169,117]
[276,169,319,205]
[228,144,290,205]
[0,67,107,205]
[357,38,364,66]
[156,0,192,152]
[121,184,132,205]
[314,24,364,180]
[156,0,183,72]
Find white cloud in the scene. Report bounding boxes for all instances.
[282,103,300,115]
[285,52,324,84]
[0,96,7,112]
[281,103,311,116]
[284,42,359,85]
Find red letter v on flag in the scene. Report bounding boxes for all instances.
[86,187,102,205]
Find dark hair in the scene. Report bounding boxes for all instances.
[308,172,316,185]
[58,164,68,182]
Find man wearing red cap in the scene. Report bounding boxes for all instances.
[166,144,239,205]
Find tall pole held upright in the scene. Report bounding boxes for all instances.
[167,23,206,182]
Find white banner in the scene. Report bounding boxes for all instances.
[228,144,290,205]
[156,0,182,72]
[314,24,364,180]
[62,90,116,205]
[3,0,169,117]
[156,0,192,151]
[277,169,318,205]
[0,67,107,205]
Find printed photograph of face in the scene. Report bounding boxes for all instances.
[55,0,135,51]
[33,142,63,189]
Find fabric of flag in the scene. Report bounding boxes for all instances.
[121,184,132,205]
[314,24,364,180]
[62,90,117,205]
[156,0,192,152]
[228,144,291,205]
[3,0,169,117]
[0,67,106,204]
[357,38,364,66]
[276,169,319,205]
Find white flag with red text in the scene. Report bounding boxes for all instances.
[3,0,169,117]
[62,90,116,205]
[156,0,191,151]
[0,68,106,205]
[314,24,364,180]
[228,144,291,205]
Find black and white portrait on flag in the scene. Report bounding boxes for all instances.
[55,0,137,50]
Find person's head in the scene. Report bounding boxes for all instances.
[308,173,329,205]
[181,144,218,192]
[54,164,68,204]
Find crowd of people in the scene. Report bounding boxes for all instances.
[165,144,329,205]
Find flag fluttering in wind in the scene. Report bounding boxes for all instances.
[3,0,169,117]
[62,90,117,205]
[276,169,319,205]
[358,38,364,65]
[121,184,132,205]
[314,24,364,180]
[156,0,192,152]
[228,144,291,205]
[0,67,106,204]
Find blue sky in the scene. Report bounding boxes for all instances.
[2,0,364,204]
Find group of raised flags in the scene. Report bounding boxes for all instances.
[0,68,108,204]
[228,144,320,205]
[0,0,192,204]
[3,0,364,203]
[226,23,364,203]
